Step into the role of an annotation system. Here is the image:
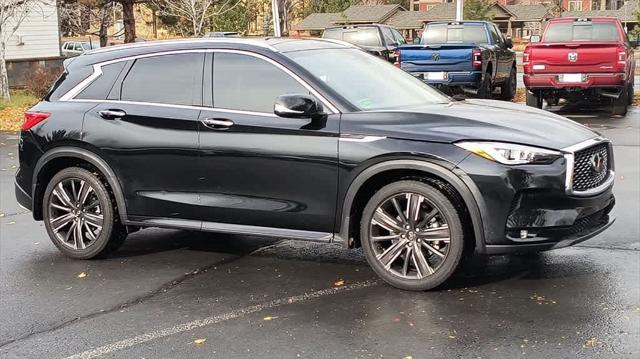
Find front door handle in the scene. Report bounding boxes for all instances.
[98,109,126,120]
[201,118,234,129]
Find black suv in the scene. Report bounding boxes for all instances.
[322,24,406,62]
[16,38,615,291]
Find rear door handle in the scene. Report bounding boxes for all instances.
[201,118,234,129]
[98,109,126,120]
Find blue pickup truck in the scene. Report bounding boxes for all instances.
[396,21,517,100]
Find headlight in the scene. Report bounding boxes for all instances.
[455,141,562,165]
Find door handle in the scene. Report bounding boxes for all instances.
[98,109,126,120]
[201,118,234,129]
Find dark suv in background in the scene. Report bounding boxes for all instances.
[16,38,615,291]
[322,24,406,62]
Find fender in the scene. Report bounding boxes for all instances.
[32,146,128,222]
[336,159,486,253]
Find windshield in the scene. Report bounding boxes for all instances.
[422,24,488,44]
[323,27,382,47]
[544,21,619,42]
[286,48,450,111]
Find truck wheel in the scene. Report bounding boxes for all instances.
[526,90,543,109]
[612,88,628,116]
[500,67,517,101]
[477,72,492,99]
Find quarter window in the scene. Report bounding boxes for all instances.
[76,61,127,100]
[120,53,204,106]
[213,53,307,113]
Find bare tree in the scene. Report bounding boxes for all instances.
[58,0,115,47]
[154,0,241,37]
[0,0,47,100]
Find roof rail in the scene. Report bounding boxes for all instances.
[86,38,278,55]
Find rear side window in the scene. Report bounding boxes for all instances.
[76,61,126,100]
[544,21,620,42]
[213,53,307,113]
[322,28,341,40]
[423,24,488,44]
[120,53,204,106]
[342,28,381,47]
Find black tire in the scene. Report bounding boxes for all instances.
[526,90,543,109]
[43,167,127,259]
[612,88,628,116]
[500,67,517,101]
[477,72,493,99]
[360,180,466,291]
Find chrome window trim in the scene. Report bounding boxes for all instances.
[562,136,614,197]
[85,38,279,55]
[70,99,278,118]
[59,49,340,114]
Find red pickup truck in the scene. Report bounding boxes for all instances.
[523,17,635,115]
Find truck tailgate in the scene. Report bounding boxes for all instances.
[400,44,475,73]
[527,42,621,73]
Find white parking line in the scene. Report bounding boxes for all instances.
[64,280,378,359]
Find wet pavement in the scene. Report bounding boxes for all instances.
[0,105,638,358]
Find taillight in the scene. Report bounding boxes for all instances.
[22,112,51,131]
[472,48,482,69]
[523,47,531,73]
[393,49,401,68]
[617,48,627,69]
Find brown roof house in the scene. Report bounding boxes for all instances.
[292,4,405,36]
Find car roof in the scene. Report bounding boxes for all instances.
[548,17,620,23]
[67,38,353,69]
[428,21,488,25]
[325,23,388,30]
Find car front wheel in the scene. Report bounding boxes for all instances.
[43,167,127,259]
[360,180,465,291]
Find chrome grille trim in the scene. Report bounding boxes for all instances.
[562,137,614,197]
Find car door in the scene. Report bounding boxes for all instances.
[489,24,511,81]
[197,51,339,234]
[82,52,204,223]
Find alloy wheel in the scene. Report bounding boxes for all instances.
[369,192,450,279]
[47,178,104,250]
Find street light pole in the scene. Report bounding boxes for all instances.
[272,0,282,37]
[456,0,464,22]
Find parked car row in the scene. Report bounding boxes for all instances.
[322,16,636,115]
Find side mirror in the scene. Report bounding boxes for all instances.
[505,38,513,49]
[274,94,323,118]
[529,35,541,43]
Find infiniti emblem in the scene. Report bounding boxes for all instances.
[568,52,578,62]
[432,51,440,62]
[589,153,605,173]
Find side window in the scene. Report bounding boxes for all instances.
[490,25,503,44]
[62,43,69,50]
[381,27,396,45]
[120,53,204,106]
[213,53,308,113]
[74,43,83,52]
[76,61,127,100]
[392,29,406,45]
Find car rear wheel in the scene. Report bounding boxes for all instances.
[526,90,543,109]
[43,167,127,259]
[360,180,465,291]
[477,72,492,99]
[500,67,517,101]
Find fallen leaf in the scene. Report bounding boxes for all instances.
[6,221,15,225]
[584,337,599,348]
[263,316,278,321]
[334,279,345,287]
[403,356,413,359]
[193,338,206,345]
[77,272,87,278]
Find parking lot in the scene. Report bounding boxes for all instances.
[0,104,638,358]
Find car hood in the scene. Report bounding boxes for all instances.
[343,99,598,150]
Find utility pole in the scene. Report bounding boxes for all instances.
[272,0,282,37]
[455,0,464,22]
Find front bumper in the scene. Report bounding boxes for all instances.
[524,72,627,90]
[456,142,615,255]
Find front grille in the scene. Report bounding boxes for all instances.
[572,143,610,192]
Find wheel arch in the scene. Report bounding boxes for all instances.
[32,146,127,222]
[336,159,485,253]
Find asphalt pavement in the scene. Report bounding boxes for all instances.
[0,104,638,358]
